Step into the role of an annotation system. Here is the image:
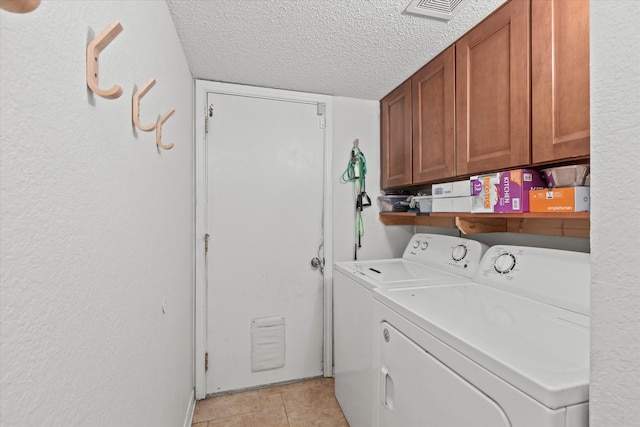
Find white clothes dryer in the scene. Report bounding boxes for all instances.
[333,234,488,427]
[373,245,590,427]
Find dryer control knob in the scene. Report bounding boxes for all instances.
[452,244,467,261]
[421,242,429,251]
[413,240,420,249]
[494,253,516,274]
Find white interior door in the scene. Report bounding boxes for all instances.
[205,90,326,394]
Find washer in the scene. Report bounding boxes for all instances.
[373,245,590,427]
[333,233,488,427]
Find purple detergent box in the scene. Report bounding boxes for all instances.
[471,169,545,213]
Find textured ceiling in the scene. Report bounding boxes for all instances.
[166,0,507,100]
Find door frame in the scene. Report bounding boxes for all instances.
[194,80,334,399]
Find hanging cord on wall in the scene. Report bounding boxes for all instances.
[340,139,371,260]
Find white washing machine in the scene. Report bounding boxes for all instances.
[333,234,488,427]
[373,245,590,427]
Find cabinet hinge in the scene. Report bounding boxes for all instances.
[205,352,208,372]
[204,233,209,254]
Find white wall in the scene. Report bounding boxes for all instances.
[332,97,413,262]
[590,2,640,425]
[0,2,194,426]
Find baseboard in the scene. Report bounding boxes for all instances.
[183,388,196,427]
[204,375,325,399]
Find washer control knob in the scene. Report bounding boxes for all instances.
[413,240,420,249]
[494,253,517,274]
[452,244,467,261]
[421,242,429,251]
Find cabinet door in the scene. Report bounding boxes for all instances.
[412,46,456,184]
[532,0,590,163]
[456,0,530,176]
[381,80,412,189]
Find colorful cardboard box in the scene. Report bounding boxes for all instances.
[529,187,590,213]
[471,169,545,213]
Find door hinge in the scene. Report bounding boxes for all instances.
[317,102,326,129]
[204,233,210,253]
[206,104,213,134]
[205,352,209,372]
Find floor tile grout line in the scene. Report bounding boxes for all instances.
[282,391,292,427]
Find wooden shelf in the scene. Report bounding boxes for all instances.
[379,212,590,238]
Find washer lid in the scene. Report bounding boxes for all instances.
[334,259,464,291]
[374,283,589,409]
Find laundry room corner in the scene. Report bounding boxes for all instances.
[332,97,413,263]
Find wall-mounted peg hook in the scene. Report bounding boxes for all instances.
[86,21,123,99]
[132,78,157,131]
[156,108,175,150]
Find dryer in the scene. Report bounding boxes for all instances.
[373,245,590,427]
[333,234,488,427]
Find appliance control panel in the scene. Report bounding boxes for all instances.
[478,247,527,280]
[402,234,488,278]
[475,245,591,314]
[493,253,517,274]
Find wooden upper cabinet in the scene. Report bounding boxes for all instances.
[381,80,412,189]
[412,45,456,183]
[532,0,590,163]
[455,0,530,176]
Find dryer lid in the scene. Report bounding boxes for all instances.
[375,283,589,409]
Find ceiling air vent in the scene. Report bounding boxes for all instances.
[404,0,471,21]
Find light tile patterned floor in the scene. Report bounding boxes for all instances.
[192,377,349,427]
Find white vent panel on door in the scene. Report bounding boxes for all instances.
[251,316,285,372]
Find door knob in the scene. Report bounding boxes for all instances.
[310,257,323,269]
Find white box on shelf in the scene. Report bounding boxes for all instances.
[412,196,433,213]
[432,196,472,213]
[431,180,472,198]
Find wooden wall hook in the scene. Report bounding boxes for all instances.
[156,108,175,150]
[86,21,123,99]
[132,78,157,131]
